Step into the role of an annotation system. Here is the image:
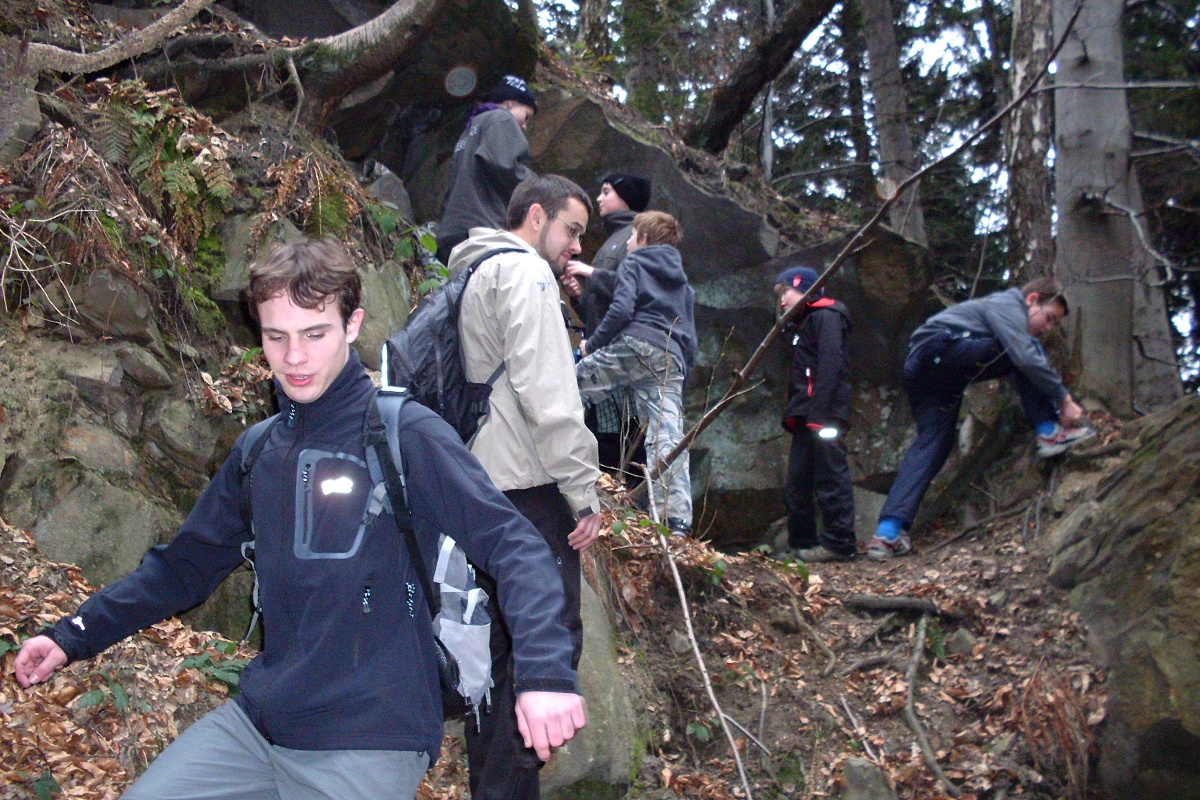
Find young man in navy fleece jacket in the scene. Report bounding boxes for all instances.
[13,239,585,800]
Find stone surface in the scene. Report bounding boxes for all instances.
[144,396,220,474]
[59,347,143,438]
[1046,393,1200,799]
[541,573,638,798]
[116,343,173,389]
[843,757,896,800]
[72,269,162,345]
[31,473,177,587]
[944,627,978,658]
[0,38,38,166]
[60,419,138,477]
[354,258,412,371]
[214,213,305,304]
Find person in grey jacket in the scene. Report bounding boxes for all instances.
[436,75,538,263]
[870,277,1093,560]
[577,211,697,534]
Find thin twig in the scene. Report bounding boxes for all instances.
[786,595,837,676]
[630,3,1084,495]
[905,615,961,797]
[721,712,773,756]
[1095,194,1177,281]
[840,650,905,677]
[852,612,898,650]
[839,695,879,762]
[640,465,755,800]
[758,681,770,771]
[929,502,1030,552]
[285,54,304,136]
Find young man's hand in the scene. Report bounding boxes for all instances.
[564,261,594,280]
[1059,395,1084,426]
[13,635,68,688]
[559,273,582,298]
[567,512,602,551]
[514,691,587,761]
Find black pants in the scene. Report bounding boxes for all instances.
[785,426,857,556]
[464,484,581,800]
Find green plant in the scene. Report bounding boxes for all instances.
[31,770,61,800]
[99,82,234,249]
[700,557,728,586]
[181,639,249,695]
[685,720,712,742]
[75,670,148,713]
[927,619,946,662]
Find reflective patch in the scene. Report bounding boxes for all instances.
[321,476,355,496]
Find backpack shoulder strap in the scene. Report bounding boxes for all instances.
[238,414,281,535]
[365,389,440,622]
[457,246,526,387]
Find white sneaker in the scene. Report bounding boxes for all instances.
[1037,424,1096,458]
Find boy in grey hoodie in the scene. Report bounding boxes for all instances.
[576,211,697,534]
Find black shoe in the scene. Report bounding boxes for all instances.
[796,545,856,563]
[667,517,691,537]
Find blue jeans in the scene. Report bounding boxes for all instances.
[878,333,1059,528]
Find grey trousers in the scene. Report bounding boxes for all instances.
[577,334,692,525]
[121,702,430,800]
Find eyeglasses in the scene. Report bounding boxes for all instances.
[550,214,585,243]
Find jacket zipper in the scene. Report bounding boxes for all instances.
[806,367,813,397]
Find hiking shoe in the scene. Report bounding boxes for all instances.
[1036,424,1096,458]
[867,533,912,561]
[796,545,856,563]
[667,517,691,537]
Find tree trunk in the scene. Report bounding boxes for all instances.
[840,0,876,206]
[577,0,611,58]
[299,0,450,126]
[1005,0,1055,282]
[682,0,838,154]
[859,0,927,246]
[758,0,777,181]
[1053,0,1182,414]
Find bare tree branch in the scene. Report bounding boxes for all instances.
[26,0,215,74]
[683,0,839,154]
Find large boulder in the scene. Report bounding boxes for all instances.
[541,573,639,798]
[1047,393,1200,799]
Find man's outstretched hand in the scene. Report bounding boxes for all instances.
[13,635,68,688]
[514,691,587,761]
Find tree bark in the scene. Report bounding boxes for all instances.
[577,0,611,58]
[840,0,876,206]
[682,0,839,154]
[859,0,928,245]
[297,0,450,126]
[26,0,215,74]
[1053,0,1182,414]
[758,0,777,181]
[1006,0,1055,281]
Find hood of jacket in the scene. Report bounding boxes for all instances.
[630,244,687,289]
[447,227,541,278]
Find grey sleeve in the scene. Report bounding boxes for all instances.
[983,298,1069,402]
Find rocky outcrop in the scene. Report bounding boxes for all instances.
[394,84,935,548]
[1047,393,1200,799]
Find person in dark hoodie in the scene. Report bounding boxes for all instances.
[436,75,538,263]
[12,239,586,800]
[776,266,857,563]
[576,211,697,535]
[559,174,653,481]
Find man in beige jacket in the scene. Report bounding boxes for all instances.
[448,174,602,800]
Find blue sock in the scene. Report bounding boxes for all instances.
[876,516,904,542]
[1035,420,1057,436]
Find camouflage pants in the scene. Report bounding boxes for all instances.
[577,335,692,526]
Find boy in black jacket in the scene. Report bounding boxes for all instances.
[576,211,697,535]
[13,240,585,800]
[777,266,857,562]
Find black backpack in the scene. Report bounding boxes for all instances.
[381,248,523,443]
[235,390,495,726]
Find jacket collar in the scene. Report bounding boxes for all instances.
[274,349,373,431]
[602,209,636,236]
